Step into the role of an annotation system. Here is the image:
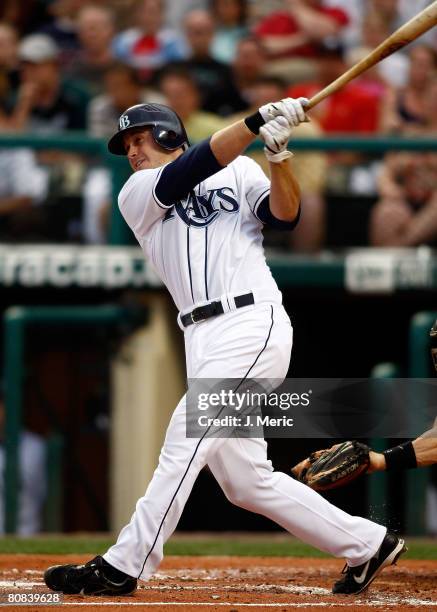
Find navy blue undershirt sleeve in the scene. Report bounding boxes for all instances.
[256,195,301,231]
[154,138,224,207]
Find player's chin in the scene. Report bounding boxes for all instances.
[132,161,148,172]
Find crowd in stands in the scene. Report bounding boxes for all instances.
[0,0,436,249]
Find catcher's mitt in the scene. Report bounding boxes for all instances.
[291,441,371,491]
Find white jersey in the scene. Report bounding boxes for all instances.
[118,155,282,312]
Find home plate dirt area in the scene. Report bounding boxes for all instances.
[0,555,436,611]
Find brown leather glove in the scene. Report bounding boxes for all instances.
[291,441,371,491]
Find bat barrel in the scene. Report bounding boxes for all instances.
[307,0,437,111]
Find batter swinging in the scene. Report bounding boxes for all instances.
[44,100,406,596]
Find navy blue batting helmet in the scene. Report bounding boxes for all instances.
[108,103,189,155]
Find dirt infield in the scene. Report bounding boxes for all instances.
[0,554,436,611]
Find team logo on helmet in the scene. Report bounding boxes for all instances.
[119,115,131,130]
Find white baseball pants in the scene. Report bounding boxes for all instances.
[104,302,386,580]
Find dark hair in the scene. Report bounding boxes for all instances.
[237,35,265,54]
[104,62,142,86]
[252,75,287,90]
[210,0,248,27]
[316,41,345,61]
[158,66,199,91]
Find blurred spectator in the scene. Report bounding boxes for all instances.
[380,45,437,134]
[0,23,25,129]
[332,2,406,98]
[81,167,111,244]
[159,68,224,141]
[355,8,409,89]
[2,82,67,137]
[344,47,388,104]
[112,0,186,81]
[287,43,380,133]
[288,42,385,203]
[370,44,437,248]
[177,9,246,115]
[86,63,164,244]
[0,393,47,534]
[254,0,349,82]
[369,152,437,247]
[325,0,436,51]
[422,77,437,134]
[3,34,91,244]
[0,1,51,35]
[225,75,327,251]
[231,36,267,107]
[85,60,164,244]
[88,63,164,137]
[248,0,294,25]
[210,0,249,64]
[368,0,434,36]
[321,0,362,50]
[15,34,86,132]
[0,22,19,91]
[0,148,48,241]
[164,0,207,30]
[39,0,86,67]
[65,5,115,97]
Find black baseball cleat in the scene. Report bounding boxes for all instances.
[332,531,407,595]
[44,555,137,596]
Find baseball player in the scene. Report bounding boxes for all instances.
[367,421,437,473]
[44,101,406,597]
[292,421,437,486]
[292,320,437,485]
[372,318,437,473]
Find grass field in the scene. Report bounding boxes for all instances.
[1,532,436,559]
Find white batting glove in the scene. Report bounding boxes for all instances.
[259,97,309,127]
[259,116,294,163]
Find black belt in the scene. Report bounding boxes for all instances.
[180,292,255,327]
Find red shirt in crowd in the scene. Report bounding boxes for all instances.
[254,7,348,58]
[287,82,381,133]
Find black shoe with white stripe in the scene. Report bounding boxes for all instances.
[44,555,137,596]
[332,531,407,595]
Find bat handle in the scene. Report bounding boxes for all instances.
[306,91,328,111]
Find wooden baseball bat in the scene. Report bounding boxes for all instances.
[306,0,437,110]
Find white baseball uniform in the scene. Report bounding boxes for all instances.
[103,151,386,580]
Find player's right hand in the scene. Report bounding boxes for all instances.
[258,97,309,128]
[290,441,371,491]
[259,116,294,163]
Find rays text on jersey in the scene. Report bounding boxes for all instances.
[163,187,239,227]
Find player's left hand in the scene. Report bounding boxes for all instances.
[259,97,309,128]
[291,445,338,482]
[290,441,371,491]
[367,450,387,474]
[259,116,294,163]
